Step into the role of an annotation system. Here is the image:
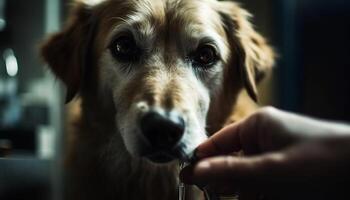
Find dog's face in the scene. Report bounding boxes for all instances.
[41,0,274,163]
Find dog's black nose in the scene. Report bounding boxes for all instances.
[140,111,185,148]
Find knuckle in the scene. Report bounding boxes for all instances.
[223,156,240,171]
[253,106,279,128]
[259,153,286,172]
[257,106,278,118]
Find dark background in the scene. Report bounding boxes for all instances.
[241,0,350,122]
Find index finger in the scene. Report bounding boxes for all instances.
[196,120,246,158]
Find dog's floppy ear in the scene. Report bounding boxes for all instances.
[41,3,95,103]
[218,2,275,102]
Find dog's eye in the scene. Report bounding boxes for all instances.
[110,36,140,62]
[192,45,218,67]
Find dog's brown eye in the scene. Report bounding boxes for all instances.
[192,45,218,67]
[110,36,140,62]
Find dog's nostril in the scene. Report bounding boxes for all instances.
[140,111,185,148]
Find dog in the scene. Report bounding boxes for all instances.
[41,0,274,199]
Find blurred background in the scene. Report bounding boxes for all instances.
[241,0,350,122]
[0,0,63,199]
[0,0,349,199]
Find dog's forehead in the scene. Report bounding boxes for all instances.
[94,0,230,61]
[98,0,225,39]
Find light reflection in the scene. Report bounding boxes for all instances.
[3,49,18,77]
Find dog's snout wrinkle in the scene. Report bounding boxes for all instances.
[140,111,185,149]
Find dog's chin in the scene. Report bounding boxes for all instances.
[145,152,176,164]
[142,146,190,164]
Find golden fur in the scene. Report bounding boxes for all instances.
[41,0,275,199]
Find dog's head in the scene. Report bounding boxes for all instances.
[41,0,274,163]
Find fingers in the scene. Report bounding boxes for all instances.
[196,111,262,158]
[180,153,289,199]
[180,107,350,199]
[196,122,243,158]
[196,107,287,158]
[181,153,287,186]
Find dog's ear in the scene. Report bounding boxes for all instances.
[218,2,275,102]
[40,3,95,103]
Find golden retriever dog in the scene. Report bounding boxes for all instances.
[41,0,274,199]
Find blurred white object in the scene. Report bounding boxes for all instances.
[3,49,18,77]
[0,48,21,127]
[37,125,55,159]
[80,0,106,6]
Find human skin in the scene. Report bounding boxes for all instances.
[180,107,350,200]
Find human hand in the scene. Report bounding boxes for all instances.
[180,107,350,199]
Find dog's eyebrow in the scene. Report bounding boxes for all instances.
[105,23,155,48]
[182,25,229,62]
[106,16,155,48]
[198,36,220,47]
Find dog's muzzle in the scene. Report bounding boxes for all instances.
[140,110,185,163]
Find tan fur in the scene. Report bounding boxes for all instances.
[41,0,275,199]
